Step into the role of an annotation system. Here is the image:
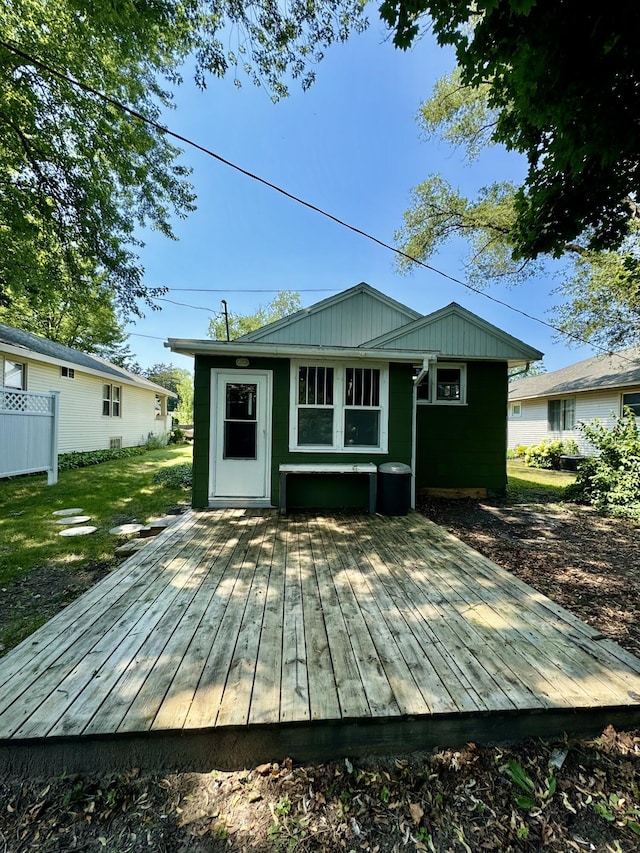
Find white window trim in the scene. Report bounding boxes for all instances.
[416,362,467,406]
[548,397,575,431]
[102,383,122,418]
[3,357,27,390]
[289,361,389,453]
[511,402,522,417]
[621,390,640,417]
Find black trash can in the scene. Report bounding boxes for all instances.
[377,462,412,516]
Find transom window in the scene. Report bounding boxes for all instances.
[415,363,467,405]
[103,384,122,417]
[291,363,388,452]
[548,398,575,431]
[622,392,640,417]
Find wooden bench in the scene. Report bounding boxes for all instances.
[279,463,377,514]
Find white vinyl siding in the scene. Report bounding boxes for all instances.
[5,355,172,453]
[508,389,630,454]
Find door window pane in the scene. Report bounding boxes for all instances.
[224,422,257,459]
[298,408,333,445]
[226,383,257,420]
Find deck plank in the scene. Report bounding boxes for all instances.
[2,508,640,771]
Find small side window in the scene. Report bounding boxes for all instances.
[511,403,522,417]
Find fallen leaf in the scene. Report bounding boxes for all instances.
[409,802,424,825]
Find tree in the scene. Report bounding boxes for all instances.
[380,1,640,259]
[208,291,302,340]
[0,1,366,319]
[509,361,546,383]
[175,373,194,423]
[143,363,192,412]
[395,70,640,350]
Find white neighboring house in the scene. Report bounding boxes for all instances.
[0,323,176,454]
[508,346,640,454]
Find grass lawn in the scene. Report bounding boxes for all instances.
[0,445,192,589]
[506,459,576,504]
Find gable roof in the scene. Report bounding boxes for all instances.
[0,323,176,396]
[236,282,421,346]
[509,346,640,400]
[363,302,543,365]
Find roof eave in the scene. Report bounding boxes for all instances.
[166,339,438,363]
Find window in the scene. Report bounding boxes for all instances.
[622,392,640,417]
[109,437,122,450]
[415,363,467,405]
[3,359,26,390]
[291,363,387,452]
[511,403,522,417]
[548,398,575,431]
[103,384,121,417]
[61,366,75,379]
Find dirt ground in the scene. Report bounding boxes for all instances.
[1,497,639,852]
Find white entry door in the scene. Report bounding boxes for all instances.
[210,371,272,504]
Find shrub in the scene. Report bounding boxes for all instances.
[146,431,169,450]
[58,446,146,471]
[168,427,185,444]
[152,463,192,489]
[565,408,640,518]
[523,439,567,470]
[515,445,529,458]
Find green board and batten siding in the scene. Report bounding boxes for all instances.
[192,357,414,509]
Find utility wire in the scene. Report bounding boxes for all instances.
[0,38,631,360]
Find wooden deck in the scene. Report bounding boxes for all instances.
[1,509,640,776]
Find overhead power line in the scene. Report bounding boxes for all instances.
[0,38,629,360]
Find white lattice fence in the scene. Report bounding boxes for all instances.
[0,389,59,484]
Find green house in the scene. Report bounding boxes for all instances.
[167,283,542,511]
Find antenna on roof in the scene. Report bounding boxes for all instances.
[220,300,230,342]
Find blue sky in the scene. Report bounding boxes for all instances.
[127,22,594,373]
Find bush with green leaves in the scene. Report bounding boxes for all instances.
[58,446,146,471]
[565,408,640,517]
[523,440,567,470]
[152,463,192,489]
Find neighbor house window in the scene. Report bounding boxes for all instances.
[103,384,121,417]
[3,359,26,389]
[622,392,640,417]
[291,363,387,452]
[61,366,75,379]
[415,363,467,405]
[548,398,575,431]
[511,403,522,417]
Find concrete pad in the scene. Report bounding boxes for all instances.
[59,526,97,537]
[115,540,148,555]
[54,516,91,525]
[109,523,145,536]
[149,515,181,528]
[52,508,83,517]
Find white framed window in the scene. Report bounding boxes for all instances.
[548,398,575,431]
[511,402,522,417]
[61,366,75,379]
[622,392,640,417]
[103,384,122,417]
[415,363,467,405]
[3,359,26,390]
[290,362,388,452]
[109,436,122,450]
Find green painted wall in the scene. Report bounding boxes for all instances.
[192,357,414,509]
[415,361,508,493]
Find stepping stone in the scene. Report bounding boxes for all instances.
[54,516,91,525]
[109,523,145,536]
[52,508,83,517]
[59,526,97,537]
